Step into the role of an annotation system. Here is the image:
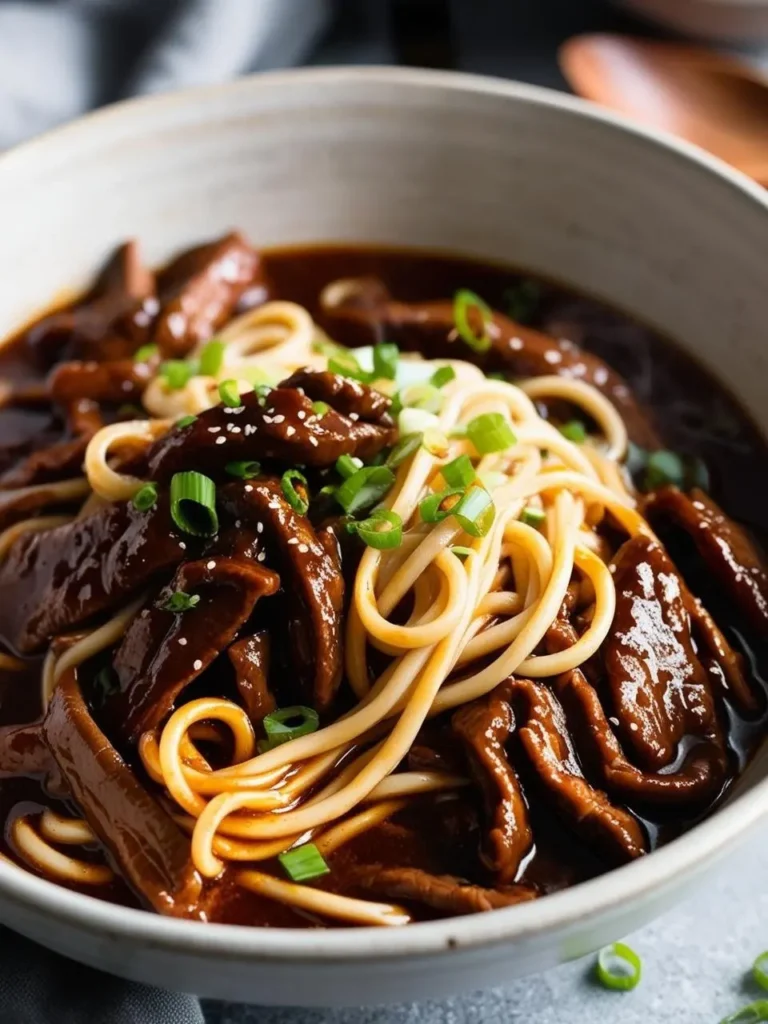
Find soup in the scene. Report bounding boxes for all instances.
[0,234,765,928]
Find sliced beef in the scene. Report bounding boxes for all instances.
[137,374,394,482]
[43,669,222,919]
[0,478,88,533]
[222,479,344,711]
[0,497,191,654]
[108,557,279,744]
[320,281,658,447]
[280,368,393,425]
[512,678,646,864]
[346,864,537,915]
[452,680,532,884]
[228,632,275,724]
[0,723,52,777]
[0,431,93,490]
[646,486,768,637]
[605,534,723,771]
[48,357,155,407]
[153,232,265,357]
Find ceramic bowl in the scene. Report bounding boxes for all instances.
[0,67,766,1007]
[613,0,768,41]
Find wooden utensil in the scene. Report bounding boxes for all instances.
[559,34,768,185]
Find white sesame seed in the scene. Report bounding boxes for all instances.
[208,426,221,433]
[207,560,216,569]
[179,541,186,550]
[298,543,309,553]
[256,522,263,533]
[178,638,188,646]
[272,415,285,424]
[245,424,256,436]
[285,425,296,437]
[230,426,242,434]
[297,411,306,420]
[235,520,241,528]
[193,659,203,671]
[287,537,299,545]
[309,436,319,447]
[349,412,359,421]
[257,551,266,562]
[262,415,274,424]
[245,485,253,493]
[216,436,226,445]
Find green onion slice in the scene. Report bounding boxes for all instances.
[335,466,395,516]
[132,483,158,512]
[176,415,197,429]
[278,842,329,884]
[170,471,218,536]
[754,953,768,991]
[199,339,225,377]
[399,383,443,414]
[336,454,364,480]
[442,454,475,488]
[226,460,261,480]
[134,343,158,363]
[347,509,403,550]
[311,400,330,418]
[454,486,495,537]
[466,412,517,454]
[595,942,642,992]
[453,289,493,353]
[451,546,474,561]
[218,379,242,408]
[161,591,201,613]
[419,487,465,524]
[720,1002,768,1023]
[644,449,685,491]
[328,351,373,383]
[430,365,456,389]
[521,506,546,527]
[161,359,197,391]
[264,706,320,746]
[559,419,587,444]
[281,469,309,515]
[373,342,399,380]
[254,384,272,406]
[386,433,423,470]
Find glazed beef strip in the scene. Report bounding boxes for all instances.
[153,232,266,358]
[0,497,191,654]
[346,865,537,915]
[44,669,223,919]
[452,679,532,884]
[47,356,155,407]
[0,723,53,777]
[227,632,275,724]
[108,557,279,745]
[320,279,658,448]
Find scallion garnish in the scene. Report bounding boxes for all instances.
[386,433,423,470]
[176,415,197,429]
[720,1001,768,1023]
[264,706,320,746]
[449,424,468,439]
[430,365,456,389]
[453,289,493,353]
[328,351,373,383]
[335,466,395,516]
[644,449,685,490]
[226,460,261,480]
[132,483,158,512]
[595,942,642,992]
[442,454,475,488]
[160,591,201,613]
[487,371,506,381]
[451,546,474,560]
[161,359,197,391]
[336,454,364,480]
[422,428,450,458]
[218,379,242,408]
[134,343,158,363]
[466,412,517,454]
[199,339,225,377]
[170,471,218,536]
[254,384,272,406]
[373,342,399,380]
[419,487,465,524]
[454,486,495,537]
[754,953,768,991]
[399,383,443,414]
[559,420,587,444]
[278,842,329,883]
[346,509,403,550]
[281,469,309,515]
[521,506,546,527]
[311,400,330,418]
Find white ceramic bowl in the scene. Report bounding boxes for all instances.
[0,67,767,1007]
[613,0,768,41]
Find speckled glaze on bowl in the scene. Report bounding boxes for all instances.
[0,67,766,1007]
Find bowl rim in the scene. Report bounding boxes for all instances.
[1,63,767,963]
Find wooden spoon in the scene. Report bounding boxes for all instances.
[559,34,768,185]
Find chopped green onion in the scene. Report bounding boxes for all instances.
[160,591,201,613]
[161,359,197,391]
[503,280,541,324]
[419,487,465,524]
[720,1002,768,1023]
[466,412,517,454]
[454,486,495,537]
[254,384,272,406]
[373,342,399,380]
[386,433,423,470]
[278,842,329,883]
[176,414,197,429]
[347,509,403,550]
[311,400,330,418]
[281,469,309,516]
[132,483,158,511]
[644,449,685,491]
[336,454,364,480]
[317,483,337,500]
[451,546,474,561]
[199,339,225,377]
[453,289,493,353]
[487,370,506,381]
[226,460,261,480]
[264,705,320,746]
[218,379,242,408]
[328,351,373,383]
[312,337,348,358]
[399,383,443,414]
[134,343,158,363]
[754,953,768,991]
[422,428,450,458]
[559,420,587,444]
[398,407,440,438]
[595,942,642,992]
[430,365,456,389]
[170,471,218,536]
[521,506,546,527]
[442,454,475,488]
[335,466,395,516]
[449,424,468,438]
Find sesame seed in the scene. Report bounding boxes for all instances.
[216,436,226,445]
[309,436,319,447]
[349,412,359,421]
[256,522,263,533]
[262,415,274,424]
[207,560,216,569]
[245,485,253,492]
[272,415,285,424]
[287,537,299,545]
[178,638,188,646]
[179,541,186,550]
[257,551,266,562]
[208,426,221,433]
[193,659,203,671]
[298,543,309,553]
[230,426,241,434]
[297,411,306,420]
[285,425,296,437]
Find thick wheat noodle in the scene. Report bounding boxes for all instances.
[314,800,407,857]
[0,515,73,560]
[39,809,96,846]
[85,419,170,500]
[12,817,113,885]
[520,374,628,460]
[0,652,27,671]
